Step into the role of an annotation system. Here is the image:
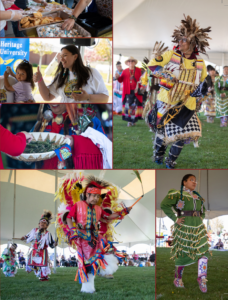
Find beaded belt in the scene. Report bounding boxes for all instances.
[177,210,201,217]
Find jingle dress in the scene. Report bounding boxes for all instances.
[160,188,210,266]
[214,75,228,126]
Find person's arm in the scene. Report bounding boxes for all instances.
[160,189,180,223]
[4,72,15,92]
[117,70,125,83]
[72,0,90,17]
[0,10,23,21]
[33,66,55,101]
[0,125,27,156]
[66,204,78,239]
[71,91,108,103]
[200,61,208,82]
[200,201,206,220]
[72,68,109,103]
[21,228,36,242]
[66,217,73,229]
[103,207,132,220]
[61,0,90,30]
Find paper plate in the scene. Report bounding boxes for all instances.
[8,132,70,162]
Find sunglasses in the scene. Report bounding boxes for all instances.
[178,38,188,43]
[128,60,135,63]
[189,179,197,184]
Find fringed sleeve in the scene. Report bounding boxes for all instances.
[48,233,56,249]
[160,189,180,222]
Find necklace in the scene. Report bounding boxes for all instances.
[129,68,135,84]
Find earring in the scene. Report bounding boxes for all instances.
[63,68,67,76]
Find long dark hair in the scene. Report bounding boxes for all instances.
[52,45,92,89]
[16,60,35,90]
[180,174,196,200]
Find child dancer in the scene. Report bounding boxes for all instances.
[1,242,18,277]
[21,210,57,281]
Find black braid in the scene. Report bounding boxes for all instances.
[180,184,184,200]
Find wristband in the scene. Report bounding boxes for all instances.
[38,77,43,83]
[8,10,15,21]
[69,227,78,240]
[118,207,129,220]
[69,15,77,22]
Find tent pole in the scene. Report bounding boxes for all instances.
[53,171,58,274]
[207,170,210,231]
[13,170,16,239]
[159,210,162,247]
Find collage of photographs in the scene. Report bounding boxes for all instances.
[0,0,228,299]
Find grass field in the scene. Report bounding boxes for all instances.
[113,114,228,169]
[1,266,155,300]
[156,248,228,300]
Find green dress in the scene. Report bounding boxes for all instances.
[160,189,211,266]
[214,76,228,118]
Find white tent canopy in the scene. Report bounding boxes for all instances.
[0,170,155,247]
[156,170,228,219]
[114,0,228,65]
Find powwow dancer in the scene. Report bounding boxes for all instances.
[21,210,57,281]
[55,172,133,293]
[113,61,123,114]
[141,15,210,168]
[204,65,217,123]
[1,242,18,277]
[214,66,228,127]
[160,174,211,293]
[141,43,168,128]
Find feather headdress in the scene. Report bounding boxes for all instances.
[40,210,53,225]
[84,175,111,193]
[172,14,211,54]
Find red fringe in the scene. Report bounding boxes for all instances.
[73,154,103,169]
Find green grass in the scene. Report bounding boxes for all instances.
[156,247,228,300]
[113,114,228,169]
[1,266,155,300]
